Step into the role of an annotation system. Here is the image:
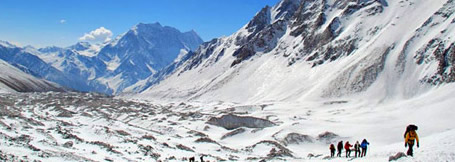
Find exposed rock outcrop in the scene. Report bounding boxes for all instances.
[207,114,275,130]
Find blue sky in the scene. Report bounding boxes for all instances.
[0,0,280,48]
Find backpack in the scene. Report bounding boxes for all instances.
[404,124,418,138]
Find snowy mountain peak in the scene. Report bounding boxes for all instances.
[68,42,102,57]
[95,22,204,93]
[0,40,17,48]
[246,5,272,34]
[68,42,91,51]
[271,0,301,22]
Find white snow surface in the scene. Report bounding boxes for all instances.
[0,87,454,161]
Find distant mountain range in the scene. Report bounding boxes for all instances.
[0,23,203,94]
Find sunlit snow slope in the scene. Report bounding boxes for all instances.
[139,0,455,104]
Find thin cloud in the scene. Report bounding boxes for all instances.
[60,19,66,24]
[79,27,113,43]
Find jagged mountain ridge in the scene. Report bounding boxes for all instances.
[138,0,455,103]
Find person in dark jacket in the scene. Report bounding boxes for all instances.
[337,141,343,157]
[330,144,336,157]
[354,141,361,158]
[360,139,370,157]
[345,141,353,158]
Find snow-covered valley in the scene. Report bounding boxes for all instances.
[1,87,454,161]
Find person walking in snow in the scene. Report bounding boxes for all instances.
[200,155,205,162]
[345,141,353,158]
[354,141,361,158]
[330,144,336,157]
[404,125,419,156]
[337,141,343,157]
[360,139,370,157]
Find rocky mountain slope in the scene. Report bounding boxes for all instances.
[0,59,64,93]
[138,0,455,104]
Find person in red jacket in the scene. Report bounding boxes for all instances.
[345,141,353,158]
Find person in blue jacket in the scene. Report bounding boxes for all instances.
[360,139,370,157]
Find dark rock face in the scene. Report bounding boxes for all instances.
[221,128,246,140]
[417,40,455,84]
[317,131,339,144]
[231,45,256,67]
[246,6,271,34]
[207,114,275,130]
[176,144,194,152]
[63,141,73,148]
[246,140,294,158]
[282,133,315,145]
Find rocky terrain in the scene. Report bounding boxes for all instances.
[0,92,325,161]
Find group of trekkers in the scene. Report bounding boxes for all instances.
[329,139,369,158]
[329,124,420,159]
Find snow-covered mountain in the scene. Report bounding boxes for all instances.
[137,0,455,104]
[36,43,112,94]
[0,42,109,93]
[97,22,203,93]
[0,23,204,94]
[33,23,204,94]
[0,59,64,93]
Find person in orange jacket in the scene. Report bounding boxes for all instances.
[405,126,419,156]
[330,144,336,157]
[344,141,353,158]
